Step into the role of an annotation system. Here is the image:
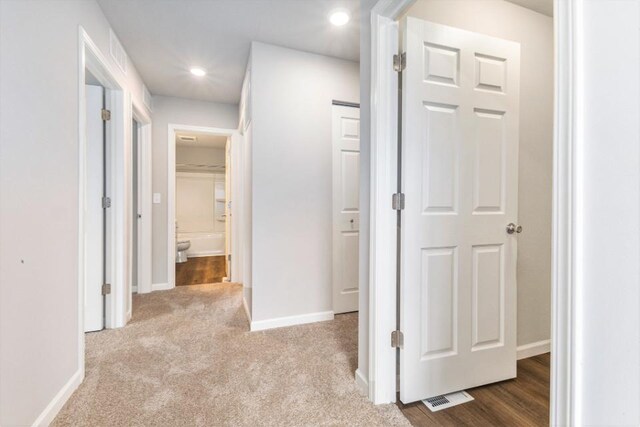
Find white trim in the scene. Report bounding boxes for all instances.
[103,86,129,329]
[230,132,243,283]
[31,369,83,427]
[368,0,413,405]
[551,0,581,425]
[355,368,369,396]
[517,340,551,360]
[132,104,153,294]
[167,124,237,290]
[243,296,252,323]
[151,282,172,292]
[250,311,335,332]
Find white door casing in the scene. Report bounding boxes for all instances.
[225,138,232,279]
[85,84,105,332]
[332,104,361,314]
[400,18,520,403]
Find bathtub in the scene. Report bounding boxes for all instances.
[177,231,225,257]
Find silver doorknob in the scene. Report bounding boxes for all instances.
[506,223,523,234]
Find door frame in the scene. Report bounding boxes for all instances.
[132,106,153,295]
[368,0,410,405]
[167,124,239,289]
[368,0,580,423]
[78,26,130,364]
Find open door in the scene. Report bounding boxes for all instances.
[85,84,106,332]
[399,18,521,403]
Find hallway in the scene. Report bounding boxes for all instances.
[53,283,408,426]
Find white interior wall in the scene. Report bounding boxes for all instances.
[249,42,359,324]
[176,146,226,233]
[0,0,151,424]
[150,96,238,286]
[577,0,640,423]
[176,172,219,233]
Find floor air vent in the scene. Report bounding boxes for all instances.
[422,391,474,412]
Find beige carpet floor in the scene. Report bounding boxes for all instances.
[53,283,410,427]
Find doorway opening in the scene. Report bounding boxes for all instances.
[174,131,228,286]
[79,26,130,341]
[167,125,240,289]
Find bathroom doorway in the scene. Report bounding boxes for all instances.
[174,131,227,285]
[167,125,243,289]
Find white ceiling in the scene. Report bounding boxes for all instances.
[97,0,361,105]
[176,131,228,149]
[505,0,553,17]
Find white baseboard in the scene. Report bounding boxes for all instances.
[132,285,138,293]
[355,368,369,397]
[151,282,172,292]
[517,339,551,360]
[250,310,334,332]
[31,369,82,426]
[243,296,252,324]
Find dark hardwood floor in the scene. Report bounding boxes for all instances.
[175,256,226,286]
[398,353,550,427]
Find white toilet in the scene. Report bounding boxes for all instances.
[176,240,191,263]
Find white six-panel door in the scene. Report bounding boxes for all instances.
[85,84,105,332]
[332,105,360,314]
[400,18,520,403]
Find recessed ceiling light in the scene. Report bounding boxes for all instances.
[329,9,350,26]
[190,67,206,77]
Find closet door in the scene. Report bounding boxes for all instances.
[332,104,360,314]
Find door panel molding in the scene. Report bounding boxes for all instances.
[368,1,577,423]
[332,104,361,314]
[400,18,520,403]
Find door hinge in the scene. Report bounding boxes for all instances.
[393,52,406,72]
[391,330,404,348]
[102,196,111,209]
[101,109,111,121]
[102,283,111,295]
[392,193,405,210]
[227,254,231,261]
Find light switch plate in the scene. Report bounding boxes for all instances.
[153,193,161,204]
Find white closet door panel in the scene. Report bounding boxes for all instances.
[332,104,361,314]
